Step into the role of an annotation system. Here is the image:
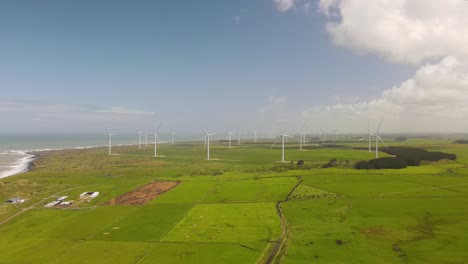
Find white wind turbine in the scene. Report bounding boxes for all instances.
[137,130,142,149]
[226,130,234,148]
[271,129,291,162]
[373,120,388,158]
[237,131,241,145]
[299,127,305,151]
[153,133,161,157]
[203,129,216,160]
[321,129,327,144]
[106,129,116,155]
[171,130,176,144]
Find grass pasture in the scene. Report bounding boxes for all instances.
[0,139,468,263]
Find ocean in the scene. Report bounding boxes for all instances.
[0,133,205,179]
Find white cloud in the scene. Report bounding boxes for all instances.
[268,95,288,104]
[0,102,156,132]
[95,107,155,116]
[319,0,468,64]
[274,0,296,12]
[0,103,154,116]
[302,57,468,132]
[306,0,468,132]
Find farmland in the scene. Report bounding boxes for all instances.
[1,139,468,263]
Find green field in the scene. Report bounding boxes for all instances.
[1,139,468,263]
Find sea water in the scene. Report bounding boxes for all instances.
[0,133,204,178]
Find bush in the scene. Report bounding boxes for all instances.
[355,147,456,170]
[355,157,407,170]
[395,136,407,142]
[454,140,468,144]
[382,147,456,165]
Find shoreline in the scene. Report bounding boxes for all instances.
[0,145,101,179]
[0,141,194,179]
[0,151,37,179]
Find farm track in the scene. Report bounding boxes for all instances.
[263,177,303,264]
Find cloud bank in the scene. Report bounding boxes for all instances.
[274,0,296,12]
[302,0,468,133]
[0,102,156,133]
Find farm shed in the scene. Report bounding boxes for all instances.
[5,197,24,204]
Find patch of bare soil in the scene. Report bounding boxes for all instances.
[105,181,180,205]
[360,226,398,240]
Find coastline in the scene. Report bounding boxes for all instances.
[0,146,99,179]
[0,139,200,180]
[0,151,37,179]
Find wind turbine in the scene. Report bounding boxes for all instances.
[373,120,388,158]
[153,126,162,157]
[271,129,290,162]
[298,125,306,151]
[171,130,176,144]
[137,130,142,149]
[321,129,327,144]
[226,130,234,148]
[203,129,216,160]
[153,133,161,157]
[106,129,116,155]
[237,131,241,145]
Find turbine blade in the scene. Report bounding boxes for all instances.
[375,120,382,134]
[271,136,280,148]
[377,136,389,148]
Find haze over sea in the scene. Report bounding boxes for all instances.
[0,133,202,178]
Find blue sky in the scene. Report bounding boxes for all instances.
[3,0,466,133]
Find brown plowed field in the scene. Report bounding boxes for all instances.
[105,181,180,205]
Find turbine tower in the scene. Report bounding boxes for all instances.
[153,125,162,157]
[237,131,241,145]
[106,129,116,155]
[299,125,306,151]
[373,120,387,158]
[271,129,290,162]
[137,130,142,149]
[203,129,216,160]
[171,130,176,144]
[321,129,327,144]
[153,133,160,157]
[227,131,234,148]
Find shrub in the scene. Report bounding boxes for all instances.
[355,157,407,170]
[382,147,456,165]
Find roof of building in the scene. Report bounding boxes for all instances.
[6,196,22,202]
